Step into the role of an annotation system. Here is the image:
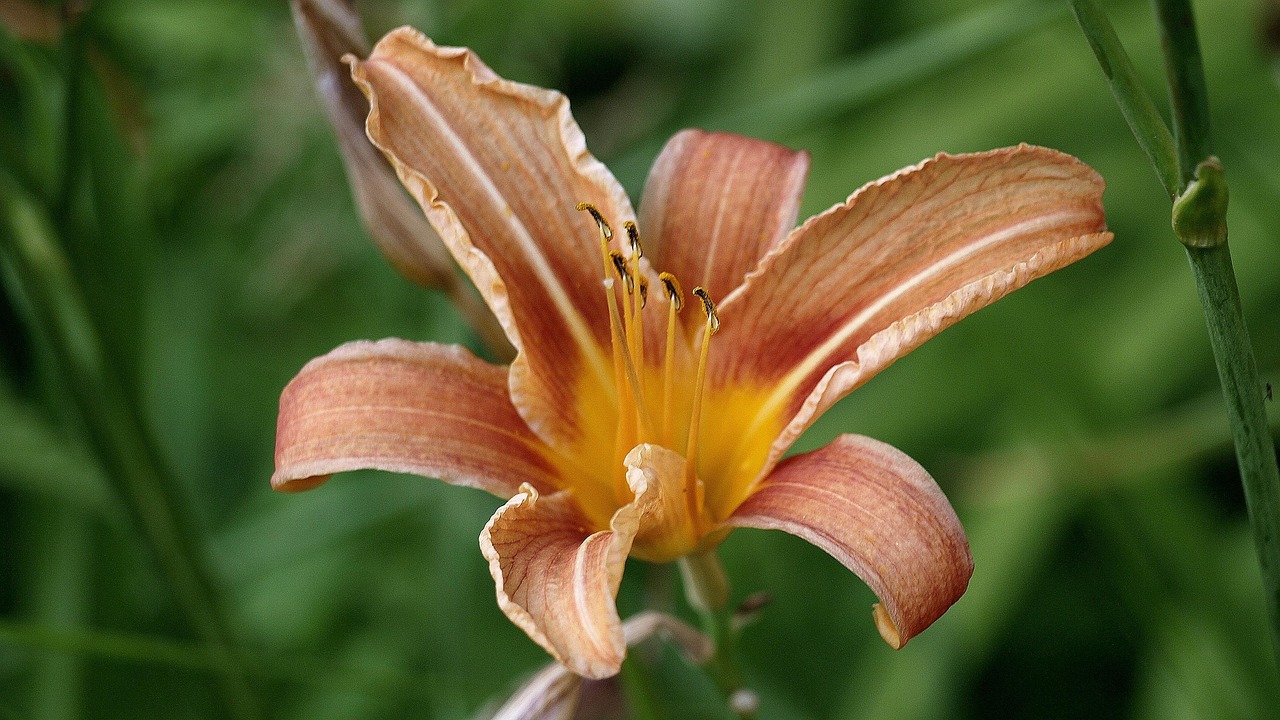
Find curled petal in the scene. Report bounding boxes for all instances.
[480,485,639,679]
[725,434,972,649]
[350,28,633,456]
[489,660,583,720]
[624,444,699,563]
[706,145,1111,508]
[639,129,809,301]
[273,339,558,497]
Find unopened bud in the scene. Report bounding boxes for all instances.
[1172,156,1228,248]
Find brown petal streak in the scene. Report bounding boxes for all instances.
[273,339,558,497]
[639,129,809,302]
[480,485,639,679]
[726,434,972,648]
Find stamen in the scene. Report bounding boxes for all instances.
[620,224,648,398]
[576,202,613,242]
[610,251,634,294]
[623,221,644,259]
[604,278,653,440]
[579,202,618,284]
[684,286,718,529]
[660,272,684,311]
[692,287,720,335]
[660,272,683,444]
[601,278,633,500]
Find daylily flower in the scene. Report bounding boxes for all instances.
[273,27,1112,679]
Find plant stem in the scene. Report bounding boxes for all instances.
[30,506,90,720]
[1069,0,1179,198]
[1152,0,1213,185]
[1183,243,1280,661]
[677,550,755,718]
[0,179,261,719]
[1151,0,1280,669]
[1074,0,1280,669]
[620,656,666,720]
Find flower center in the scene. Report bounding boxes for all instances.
[578,203,719,550]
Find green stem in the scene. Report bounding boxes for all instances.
[0,619,431,695]
[1074,0,1280,670]
[0,179,261,719]
[620,655,667,720]
[1183,243,1280,664]
[1069,0,1179,198]
[1152,0,1213,185]
[30,506,90,720]
[0,620,216,674]
[677,550,754,718]
[1151,0,1280,670]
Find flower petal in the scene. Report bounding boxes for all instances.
[490,660,583,720]
[706,145,1111,508]
[480,485,640,679]
[273,339,558,497]
[624,444,699,563]
[638,129,809,301]
[725,434,972,649]
[350,28,633,453]
[291,1,454,288]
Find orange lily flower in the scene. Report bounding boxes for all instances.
[273,27,1112,679]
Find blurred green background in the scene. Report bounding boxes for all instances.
[2,0,1279,717]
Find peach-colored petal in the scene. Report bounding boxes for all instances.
[480,485,639,679]
[273,339,558,497]
[639,129,810,302]
[490,659,583,720]
[624,444,699,563]
[350,28,633,456]
[725,434,972,649]
[707,145,1111,505]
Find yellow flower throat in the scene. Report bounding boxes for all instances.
[575,203,722,560]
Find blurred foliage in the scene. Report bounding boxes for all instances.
[1,0,1279,717]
